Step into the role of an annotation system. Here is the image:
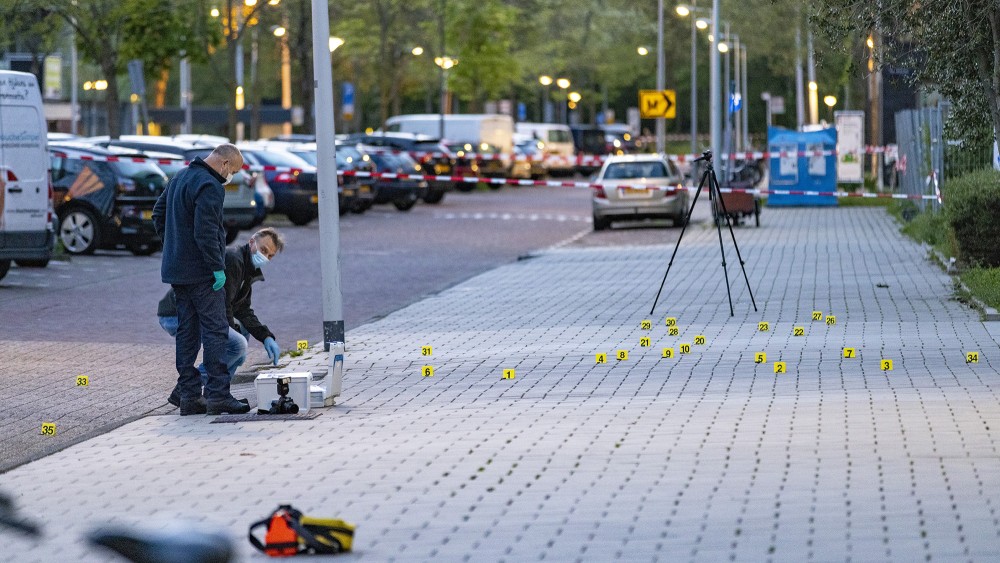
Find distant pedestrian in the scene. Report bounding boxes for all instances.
[157,228,286,405]
[152,143,251,415]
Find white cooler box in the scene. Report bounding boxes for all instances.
[254,372,311,414]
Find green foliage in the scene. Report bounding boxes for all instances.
[960,267,1000,309]
[944,169,1000,267]
[119,0,221,79]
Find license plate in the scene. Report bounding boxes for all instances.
[141,210,153,220]
[225,183,239,192]
[343,189,355,197]
[619,187,653,198]
[360,185,371,194]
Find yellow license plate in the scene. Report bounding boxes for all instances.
[360,185,371,193]
[141,210,153,220]
[620,187,653,198]
[343,189,355,197]
[225,183,239,192]
[310,194,319,204]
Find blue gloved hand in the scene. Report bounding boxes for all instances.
[264,337,280,366]
[212,270,226,291]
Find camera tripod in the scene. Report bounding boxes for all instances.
[650,150,757,317]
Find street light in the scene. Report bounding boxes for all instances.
[435,56,458,128]
[637,46,649,56]
[824,95,837,121]
[411,46,424,56]
[538,75,553,121]
[555,78,570,124]
[328,36,344,52]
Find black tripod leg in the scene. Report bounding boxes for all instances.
[649,169,708,315]
[712,178,759,312]
[709,171,735,317]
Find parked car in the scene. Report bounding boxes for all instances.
[515,122,575,175]
[446,141,509,191]
[237,144,319,225]
[570,125,611,175]
[600,123,642,154]
[344,132,453,204]
[267,141,377,215]
[90,136,259,241]
[48,143,167,254]
[511,139,548,180]
[591,154,689,231]
[359,147,427,211]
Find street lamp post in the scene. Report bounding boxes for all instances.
[823,95,837,122]
[272,24,292,135]
[538,75,552,122]
[676,3,710,155]
[710,0,721,176]
[656,0,665,153]
[434,56,458,138]
[567,91,582,125]
[555,78,570,124]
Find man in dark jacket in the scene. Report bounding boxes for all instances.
[157,228,285,406]
[152,143,251,415]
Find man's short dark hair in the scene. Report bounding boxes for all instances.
[211,143,242,163]
[253,227,284,253]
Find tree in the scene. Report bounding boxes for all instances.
[0,1,62,79]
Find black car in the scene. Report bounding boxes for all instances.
[345,132,453,204]
[237,146,319,225]
[569,126,611,175]
[49,143,167,255]
[277,143,377,215]
[359,147,427,211]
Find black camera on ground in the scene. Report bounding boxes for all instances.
[260,376,299,415]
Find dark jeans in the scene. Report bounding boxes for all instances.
[173,282,230,402]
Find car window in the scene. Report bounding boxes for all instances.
[603,161,668,180]
[548,130,572,143]
[290,150,317,166]
[109,160,167,181]
[246,150,310,168]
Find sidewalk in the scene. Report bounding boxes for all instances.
[3,207,1000,562]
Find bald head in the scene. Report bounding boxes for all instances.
[204,143,244,182]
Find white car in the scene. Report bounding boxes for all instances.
[591,154,689,231]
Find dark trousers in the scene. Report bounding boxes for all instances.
[173,282,230,402]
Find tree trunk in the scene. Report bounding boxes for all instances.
[104,70,121,138]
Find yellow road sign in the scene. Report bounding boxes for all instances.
[639,90,676,119]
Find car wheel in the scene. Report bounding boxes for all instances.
[393,194,418,211]
[455,183,475,193]
[0,260,10,281]
[59,207,101,255]
[288,211,314,226]
[15,258,50,268]
[488,182,503,191]
[348,199,369,214]
[593,215,610,231]
[225,226,240,245]
[422,190,445,204]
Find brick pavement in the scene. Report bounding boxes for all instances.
[2,207,1000,562]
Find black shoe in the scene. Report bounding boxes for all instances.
[179,397,207,416]
[206,397,252,415]
[167,387,181,408]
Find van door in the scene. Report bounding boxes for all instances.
[0,72,48,237]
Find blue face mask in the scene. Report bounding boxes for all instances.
[250,240,269,268]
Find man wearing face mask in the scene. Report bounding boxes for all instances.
[156,228,285,408]
[153,143,251,415]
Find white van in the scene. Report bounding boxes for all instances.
[515,122,575,173]
[0,70,54,281]
[384,114,514,154]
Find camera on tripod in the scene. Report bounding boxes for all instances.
[260,376,300,415]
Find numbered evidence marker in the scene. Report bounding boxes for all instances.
[880,359,894,371]
[812,311,823,321]
[40,423,56,436]
[662,348,675,359]
[668,327,680,336]
[694,335,706,345]
[664,317,677,327]
[640,319,653,330]
[296,340,309,351]
[421,346,433,356]
[421,366,434,377]
[758,321,770,332]
[596,353,607,364]
[793,327,805,337]
[773,361,787,374]
[640,337,651,347]
[502,369,516,380]
[679,343,692,354]
[754,352,767,364]
[75,375,89,387]
[843,347,856,359]
[825,315,837,326]
[966,352,980,364]
[616,350,629,361]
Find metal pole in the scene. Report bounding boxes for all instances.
[280,27,292,135]
[438,0,445,139]
[733,37,741,152]
[807,28,818,125]
[795,24,805,130]
[690,3,697,154]
[656,0,665,153]
[179,57,190,134]
[235,11,245,142]
[311,0,344,347]
[70,31,79,135]
[741,48,749,148]
[710,0,721,168]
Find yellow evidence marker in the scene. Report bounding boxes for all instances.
[421,366,434,377]
[825,315,837,326]
[41,423,56,436]
[966,352,980,364]
[502,369,516,379]
[616,350,629,361]
[679,343,691,354]
[640,337,651,347]
[662,348,675,359]
[76,375,89,387]
[421,346,433,356]
[664,317,677,327]
[774,361,787,374]
[881,359,894,371]
[296,340,309,351]
[758,321,770,332]
[812,311,823,321]
[596,353,607,364]
[793,327,805,337]
[640,319,652,330]
[694,335,706,345]
[754,352,767,364]
[668,327,680,336]
[843,347,856,359]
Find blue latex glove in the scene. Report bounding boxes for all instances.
[212,270,226,291]
[264,337,280,365]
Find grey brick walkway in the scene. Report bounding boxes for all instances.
[3,208,1000,562]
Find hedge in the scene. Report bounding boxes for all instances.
[944,168,1000,267]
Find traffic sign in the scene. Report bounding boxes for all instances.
[639,90,676,119]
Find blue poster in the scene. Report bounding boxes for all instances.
[767,126,838,207]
